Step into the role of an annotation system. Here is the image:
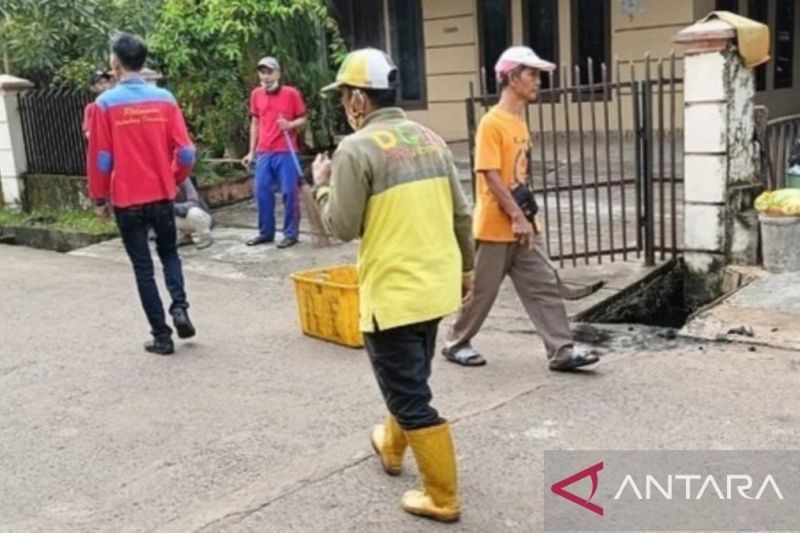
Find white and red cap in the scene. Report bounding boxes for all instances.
[494,46,556,79]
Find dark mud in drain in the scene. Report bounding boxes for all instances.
[581,260,691,329]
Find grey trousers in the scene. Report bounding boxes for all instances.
[445,239,573,359]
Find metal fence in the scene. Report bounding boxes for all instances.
[466,54,684,267]
[764,114,800,189]
[18,87,92,176]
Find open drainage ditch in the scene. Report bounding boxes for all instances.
[580,260,694,330]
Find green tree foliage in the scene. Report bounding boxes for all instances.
[1,0,346,156]
[150,0,346,156]
[0,0,162,85]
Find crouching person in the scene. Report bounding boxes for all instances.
[175,179,213,249]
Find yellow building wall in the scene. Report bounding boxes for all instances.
[407,0,797,141]
[407,0,692,141]
[406,0,478,141]
[522,0,691,135]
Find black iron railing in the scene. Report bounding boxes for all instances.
[18,87,92,176]
[765,114,800,189]
[465,54,684,267]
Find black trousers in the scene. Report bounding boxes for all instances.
[114,200,188,339]
[364,318,442,431]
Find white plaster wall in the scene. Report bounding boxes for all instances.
[684,203,726,251]
[726,55,757,185]
[684,103,727,154]
[0,92,27,204]
[684,52,727,103]
[684,154,726,203]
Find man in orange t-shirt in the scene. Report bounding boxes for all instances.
[442,46,599,372]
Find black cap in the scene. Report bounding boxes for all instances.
[89,70,111,85]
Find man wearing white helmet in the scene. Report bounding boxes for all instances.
[442,46,600,372]
[312,48,473,523]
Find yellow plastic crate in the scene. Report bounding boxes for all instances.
[290,265,363,348]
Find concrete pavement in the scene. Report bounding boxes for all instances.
[1,245,798,532]
[68,226,663,321]
[682,269,800,351]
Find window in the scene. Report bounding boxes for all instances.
[328,0,427,108]
[747,0,767,91]
[329,0,384,49]
[390,0,426,107]
[774,0,795,89]
[715,0,739,12]
[478,0,511,94]
[572,0,610,88]
[523,0,559,89]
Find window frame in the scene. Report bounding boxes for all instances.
[328,0,386,50]
[522,0,561,103]
[388,0,427,110]
[715,0,740,13]
[570,0,612,101]
[773,0,795,90]
[328,0,427,110]
[477,0,513,95]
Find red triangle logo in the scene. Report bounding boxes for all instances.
[551,461,604,516]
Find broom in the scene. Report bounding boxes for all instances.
[281,128,332,247]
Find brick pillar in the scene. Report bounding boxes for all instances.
[0,75,34,206]
[675,19,761,308]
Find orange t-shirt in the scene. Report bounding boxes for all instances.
[473,106,531,242]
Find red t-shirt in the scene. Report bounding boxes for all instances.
[249,85,306,153]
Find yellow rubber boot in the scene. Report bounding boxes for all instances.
[371,413,407,476]
[402,422,461,523]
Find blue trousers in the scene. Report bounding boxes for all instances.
[254,152,301,240]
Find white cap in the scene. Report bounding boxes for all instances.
[258,56,280,70]
[495,46,556,79]
[322,48,397,92]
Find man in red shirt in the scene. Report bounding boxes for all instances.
[82,70,113,139]
[241,56,307,249]
[87,32,197,355]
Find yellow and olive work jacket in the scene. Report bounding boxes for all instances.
[315,107,474,332]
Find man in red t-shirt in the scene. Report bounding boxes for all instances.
[241,56,307,249]
[82,70,113,139]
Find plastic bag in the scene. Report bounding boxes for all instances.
[755,189,800,216]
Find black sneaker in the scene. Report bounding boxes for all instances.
[277,237,299,249]
[144,337,174,355]
[171,307,196,339]
[247,235,274,246]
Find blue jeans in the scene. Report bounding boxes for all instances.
[254,152,301,239]
[114,200,188,339]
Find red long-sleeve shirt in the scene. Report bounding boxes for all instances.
[87,76,195,207]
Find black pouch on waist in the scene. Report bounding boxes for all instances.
[510,182,539,221]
